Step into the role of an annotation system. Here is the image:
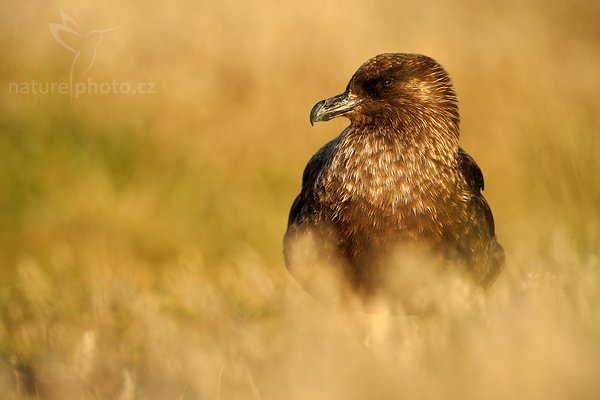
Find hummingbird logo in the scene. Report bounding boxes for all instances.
[49,11,120,97]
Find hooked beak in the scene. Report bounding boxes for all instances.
[310,91,363,126]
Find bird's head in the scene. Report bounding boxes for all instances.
[310,53,460,133]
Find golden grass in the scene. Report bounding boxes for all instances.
[1,0,599,398]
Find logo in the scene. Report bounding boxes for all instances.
[7,11,156,99]
[49,11,120,94]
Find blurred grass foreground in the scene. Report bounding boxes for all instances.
[1,0,600,399]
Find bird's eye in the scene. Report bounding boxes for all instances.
[380,78,393,87]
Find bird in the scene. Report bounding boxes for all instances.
[283,53,504,311]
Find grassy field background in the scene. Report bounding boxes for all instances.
[1,0,599,398]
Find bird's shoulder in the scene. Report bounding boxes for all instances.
[457,147,496,237]
[457,146,484,192]
[286,136,340,228]
[301,136,340,189]
[455,147,494,235]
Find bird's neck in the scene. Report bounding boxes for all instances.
[341,123,459,168]
[323,124,461,212]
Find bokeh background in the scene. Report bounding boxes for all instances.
[1,0,599,398]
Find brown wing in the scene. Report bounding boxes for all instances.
[457,147,505,288]
[283,137,339,267]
